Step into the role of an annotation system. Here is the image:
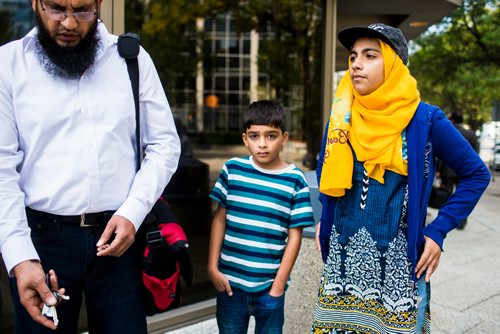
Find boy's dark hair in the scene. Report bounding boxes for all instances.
[244,100,286,132]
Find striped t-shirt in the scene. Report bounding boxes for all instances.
[210,156,315,293]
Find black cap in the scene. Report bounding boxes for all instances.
[338,23,409,65]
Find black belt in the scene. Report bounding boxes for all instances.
[26,207,115,227]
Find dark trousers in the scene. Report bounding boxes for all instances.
[9,211,147,334]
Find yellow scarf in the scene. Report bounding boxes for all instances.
[319,41,420,197]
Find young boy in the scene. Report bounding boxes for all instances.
[208,100,315,334]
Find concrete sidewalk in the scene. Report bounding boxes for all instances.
[164,169,500,333]
[427,173,500,333]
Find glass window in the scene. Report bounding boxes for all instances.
[228,76,240,90]
[0,4,33,44]
[215,76,225,90]
[203,40,213,55]
[216,17,226,32]
[216,56,226,69]
[241,94,250,106]
[215,39,227,53]
[218,94,227,105]
[204,18,214,31]
[175,92,194,105]
[204,77,213,90]
[228,39,239,54]
[242,76,250,90]
[228,93,240,105]
[242,57,251,69]
[228,57,239,69]
[215,109,227,130]
[228,108,241,131]
[175,78,187,90]
[228,18,236,33]
[1,3,322,327]
[118,4,324,318]
[242,39,251,54]
[187,77,196,90]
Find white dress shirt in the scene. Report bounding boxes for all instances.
[0,23,181,274]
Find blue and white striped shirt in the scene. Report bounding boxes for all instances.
[210,156,315,293]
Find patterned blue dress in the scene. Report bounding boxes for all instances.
[312,156,430,333]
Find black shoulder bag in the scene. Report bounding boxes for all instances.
[117,33,193,315]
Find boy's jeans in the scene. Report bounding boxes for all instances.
[216,288,285,334]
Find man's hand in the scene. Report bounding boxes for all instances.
[13,261,59,329]
[415,236,442,283]
[96,215,136,257]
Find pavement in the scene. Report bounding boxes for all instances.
[426,171,500,333]
[164,144,500,333]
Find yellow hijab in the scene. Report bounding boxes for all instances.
[319,40,420,197]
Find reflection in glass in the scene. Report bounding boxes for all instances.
[228,39,239,53]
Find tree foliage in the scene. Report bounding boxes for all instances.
[127,0,324,167]
[227,0,324,168]
[0,11,15,46]
[125,0,208,94]
[410,0,500,129]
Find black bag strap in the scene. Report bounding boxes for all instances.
[118,33,161,247]
[117,32,142,172]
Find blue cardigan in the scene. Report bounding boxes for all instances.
[317,102,490,279]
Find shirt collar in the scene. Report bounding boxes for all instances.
[23,27,38,52]
[95,20,114,59]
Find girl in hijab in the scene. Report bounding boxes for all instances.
[312,23,490,334]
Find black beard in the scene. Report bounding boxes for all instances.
[35,11,100,80]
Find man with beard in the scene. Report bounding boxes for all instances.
[0,0,181,332]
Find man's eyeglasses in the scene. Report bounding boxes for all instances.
[39,0,97,22]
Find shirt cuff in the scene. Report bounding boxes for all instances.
[1,236,39,277]
[114,197,150,231]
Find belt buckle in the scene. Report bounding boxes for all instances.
[80,214,98,227]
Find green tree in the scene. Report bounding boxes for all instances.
[130,0,325,166]
[126,0,206,94]
[0,11,15,46]
[125,0,230,115]
[410,0,500,130]
[228,0,324,168]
